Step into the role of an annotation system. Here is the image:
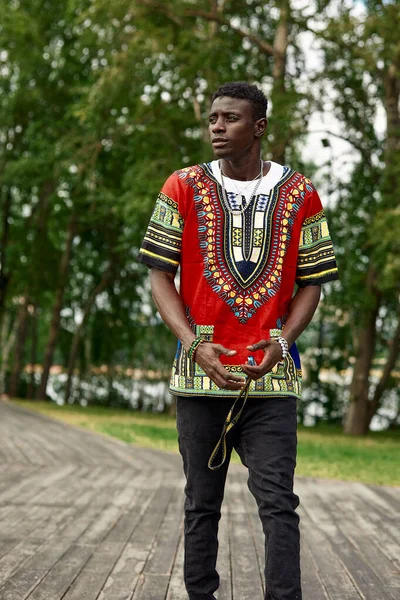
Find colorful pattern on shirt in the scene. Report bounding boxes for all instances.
[178,164,308,323]
[139,192,183,272]
[296,209,338,286]
[138,161,339,399]
[170,320,302,397]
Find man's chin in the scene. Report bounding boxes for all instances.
[211,147,232,160]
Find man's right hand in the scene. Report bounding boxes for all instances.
[193,343,246,391]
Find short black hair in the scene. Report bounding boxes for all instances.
[211,81,268,121]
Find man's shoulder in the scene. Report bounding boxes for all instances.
[279,163,313,185]
[172,163,208,177]
[166,163,212,188]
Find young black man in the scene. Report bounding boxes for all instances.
[138,81,339,600]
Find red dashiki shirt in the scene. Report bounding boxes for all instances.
[138,160,339,399]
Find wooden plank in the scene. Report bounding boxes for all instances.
[300,481,394,600]
[28,465,88,505]
[0,466,38,495]
[0,504,78,584]
[2,506,56,541]
[97,544,148,600]
[0,400,398,600]
[127,485,178,600]
[165,532,186,600]
[0,539,43,583]
[216,505,232,600]
[0,472,129,599]
[65,485,174,600]
[0,434,29,464]
[299,505,361,600]
[141,484,183,577]
[300,541,330,600]
[335,495,400,566]
[20,544,94,600]
[334,499,400,589]
[98,488,163,600]
[0,504,43,532]
[239,473,265,587]
[0,464,75,505]
[226,476,264,600]
[133,574,170,600]
[373,485,400,511]
[352,482,399,517]
[0,541,81,600]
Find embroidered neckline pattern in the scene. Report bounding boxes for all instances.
[177,163,310,323]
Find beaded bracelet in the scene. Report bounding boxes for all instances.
[188,336,204,361]
[275,336,289,359]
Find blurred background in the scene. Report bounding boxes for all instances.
[1,0,399,445]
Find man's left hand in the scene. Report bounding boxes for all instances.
[241,339,283,380]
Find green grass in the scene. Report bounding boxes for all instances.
[11,399,400,486]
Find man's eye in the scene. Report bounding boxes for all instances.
[228,115,238,121]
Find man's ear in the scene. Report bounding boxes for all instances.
[255,117,268,138]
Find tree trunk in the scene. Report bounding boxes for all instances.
[64,267,112,404]
[107,363,115,407]
[344,267,380,435]
[366,316,400,428]
[37,212,78,400]
[0,313,19,396]
[27,303,38,399]
[9,296,29,397]
[382,63,400,189]
[0,188,12,332]
[345,36,400,435]
[270,0,290,165]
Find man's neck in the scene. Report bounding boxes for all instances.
[219,155,269,181]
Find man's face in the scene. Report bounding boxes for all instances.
[208,96,265,160]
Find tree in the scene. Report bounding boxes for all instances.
[317,0,400,434]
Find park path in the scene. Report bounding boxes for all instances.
[0,399,399,600]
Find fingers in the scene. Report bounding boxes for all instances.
[246,339,267,352]
[215,344,237,356]
[242,351,280,380]
[194,343,245,390]
[241,366,267,380]
[208,363,245,391]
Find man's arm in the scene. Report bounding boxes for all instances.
[150,268,245,390]
[242,285,321,379]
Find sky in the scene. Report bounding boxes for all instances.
[292,0,386,202]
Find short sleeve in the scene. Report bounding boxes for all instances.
[137,175,184,275]
[295,185,339,287]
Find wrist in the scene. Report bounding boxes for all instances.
[182,333,197,352]
[275,336,289,359]
[187,336,205,361]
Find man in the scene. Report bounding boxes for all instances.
[138,82,339,600]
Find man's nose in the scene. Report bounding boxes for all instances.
[211,118,225,133]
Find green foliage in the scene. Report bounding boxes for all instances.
[1,0,399,430]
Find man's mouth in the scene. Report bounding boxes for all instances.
[212,138,229,147]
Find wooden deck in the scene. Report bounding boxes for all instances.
[0,399,399,600]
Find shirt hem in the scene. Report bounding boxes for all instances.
[169,386,301,400]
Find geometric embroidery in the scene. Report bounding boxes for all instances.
[233,228,242,246]
[170,322,303,399]
[177,163,309,324]
[139,192,183,270]
[296,208,338,286]
[253,229,263,247]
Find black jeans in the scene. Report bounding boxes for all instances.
[176,394,302,600]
